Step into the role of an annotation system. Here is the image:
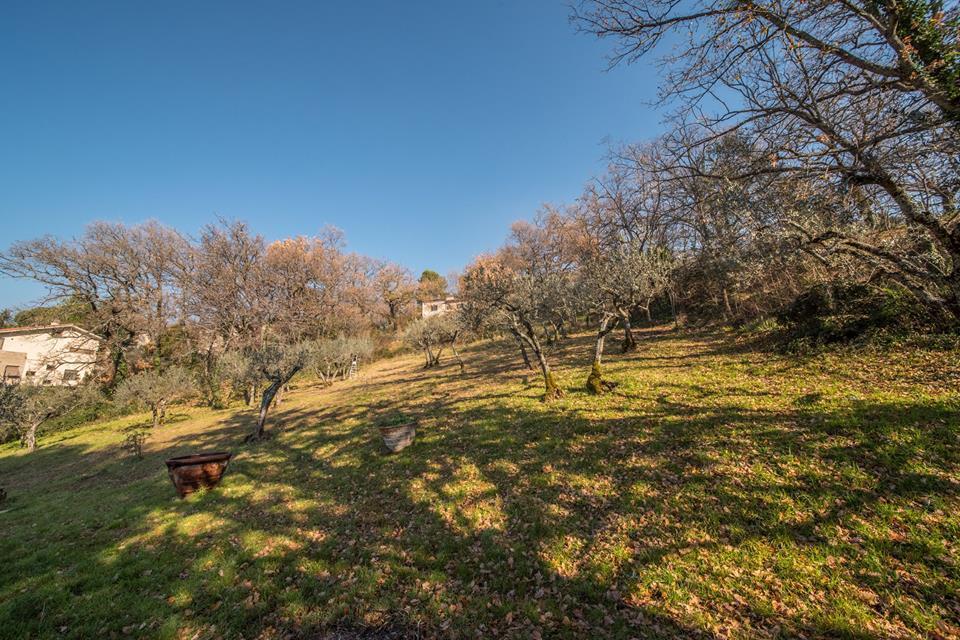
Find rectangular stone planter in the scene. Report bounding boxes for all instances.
[378,422,416,453]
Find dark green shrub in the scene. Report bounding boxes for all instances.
[779,283,942,350]
[377,412,414,427]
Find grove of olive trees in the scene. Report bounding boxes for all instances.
[0,220,441,449]
[2,0,957,435]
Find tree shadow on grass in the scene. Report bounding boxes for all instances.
[1,328,958,639]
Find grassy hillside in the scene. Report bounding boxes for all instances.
[1,327,958,639]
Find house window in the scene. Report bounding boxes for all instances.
[63,369,79,382]
[3,365,21,384]
[430,304,439,312]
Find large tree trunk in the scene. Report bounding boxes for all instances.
[106,338,133,392]
[451,343,465,374]
[450,331,465,374]
[535,350,562,401]
[511,330,534,370]
[203,347,225,409]
[586,315,619,394]
[24,421,40,453]
[246,366,302,442]
[516,319,563,401]
[547,321,562,345]
[249,380,282,441]
[388,302,400,331]
[947,281,960,323]
[668,288,679,328]
[621,311,637,353]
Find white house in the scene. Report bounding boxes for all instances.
[419,297,462,319]
[0,324,103,386]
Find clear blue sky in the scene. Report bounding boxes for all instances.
[0,0,663,309]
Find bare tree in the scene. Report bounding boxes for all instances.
[372,262,417,330]
[574,1,960,121]
[183,222,264,408]
[220,229,379,441]
[0,221,189,386]
[575,0,960,320]
[579,153,677,347]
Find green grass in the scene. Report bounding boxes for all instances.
[1,326,958,639]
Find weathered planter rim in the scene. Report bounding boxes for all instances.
[165,451,232,470]
[377,420,417,434]
[166,451,233,498]
[378,420,416,454]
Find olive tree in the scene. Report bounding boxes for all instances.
[220,350,260,406]
[0,384,96,452]
[461,253,571,401]
[403,317,447,368]
[580,243,673,392]
[310,335,375,384]
[114,366,196,429]
[245,342,312,442]
[436,313,467,374]
[403,314,466,372]
[460,211,581,400]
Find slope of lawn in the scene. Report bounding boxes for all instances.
[0,327,958,639]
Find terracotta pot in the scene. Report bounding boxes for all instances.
[378,422,416,453]
[165,452,232,498]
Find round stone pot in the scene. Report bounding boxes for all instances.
[165,452,232,498]
[378,422,416,453]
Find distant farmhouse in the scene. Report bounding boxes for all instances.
[0,324,103,386]
[419,297,462,319]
